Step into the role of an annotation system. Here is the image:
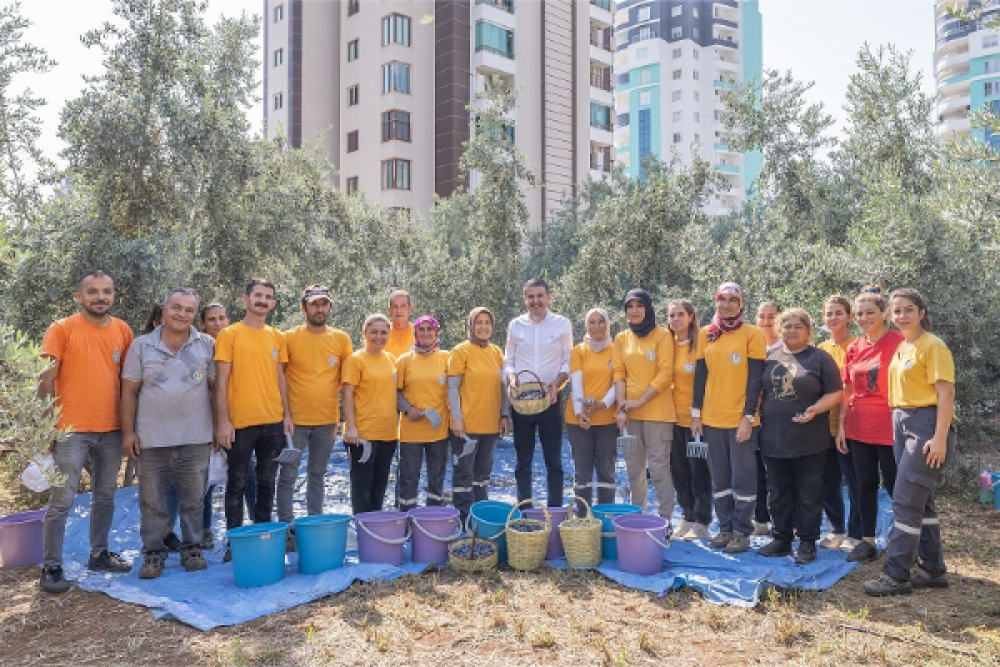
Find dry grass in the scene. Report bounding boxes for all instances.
[2,452,999,665]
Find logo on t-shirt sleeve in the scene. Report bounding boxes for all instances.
[684,361,696,373]
[730,352,743,364]
[271,348,279,360]
[328,355,339,367]
[112,349,122,363]
[646,350,656,361]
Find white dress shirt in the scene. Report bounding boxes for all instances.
[503,311,573,385]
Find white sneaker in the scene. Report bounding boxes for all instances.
[686,523,710,541]
[672,520,694,540]
[819,532,847,549]
[839,536,860,552]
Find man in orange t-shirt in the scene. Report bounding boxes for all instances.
[38,270,135,594]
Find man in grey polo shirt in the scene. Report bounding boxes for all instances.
[121,288,216,579]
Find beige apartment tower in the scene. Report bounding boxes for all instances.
[264,0,615,228]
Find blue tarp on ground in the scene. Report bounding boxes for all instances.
[59,437,893,630]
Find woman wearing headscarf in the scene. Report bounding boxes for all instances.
[612,288,676,522]
[447,307,510,522]
[691,282,766,554]
[395,316,451,512]
[566,308,618,508]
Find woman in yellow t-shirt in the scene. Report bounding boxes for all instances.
[612,288,676,522]
[816,295,860,551]
[567,308,618,508]
[666,299,712,541]
[396,316,450,512]
[447,307,510,522]
[691,281,766,554]
[342,314,398,515]
[864,289,956,598]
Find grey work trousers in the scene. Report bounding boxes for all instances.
[138,443,211,552]
[621,419,675,519]
[43,431,123,567]
[276,424,337,522]
[884,407,956,581]
[451,433,499,520]
[567,423,618,508]
[397,438,449,511]
[704,425,759,536]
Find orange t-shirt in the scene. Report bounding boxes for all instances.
[40,313,134,432]
[385,323,415,359]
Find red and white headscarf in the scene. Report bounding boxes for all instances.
[705,281,744,342]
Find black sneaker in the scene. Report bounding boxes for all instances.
[757,539,793,558]
[223,547,232,563]
[40,566,71,594]
[87,550,132,573]
[163,531,182,552]
[846,540,879,564]
[864,572,912,597]
[911,564,949,589]
[794,540,817,565]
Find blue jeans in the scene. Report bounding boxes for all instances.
[277,424,337,522]
[139,444,211,551]
[43,431,123,567]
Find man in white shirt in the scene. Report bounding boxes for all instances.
[504,278,573,506]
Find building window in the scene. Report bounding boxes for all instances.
[670,5,681,17]
[382,159,411,190]
[693,6,699,18]
[347,130,359,153]
[639,6,651,21]
[672,111,682,121]
[348,40,359,61]
[636,47,648,60]
[693,27,699,39]
[672,47,681,59]
[274,49,283,67]
[348,0,359,17]
[693,49,699,60]
[638,108,651,171]
[693,70,700,80]
[671,26,681,39]
[985,58,1000,74]
[694,112,700,123]
[273,92,283,110]
[694,91,700,102]
[346,177,359,195]
[639,91,651,106]
[381,61,411,94]
[638,26,653,41]
[590,102,612,130]
[347,84,359,106]
[273,4,284,22]
[985,34,1000,49]
[986,81,999,97]
[638,69,653,84]
[672,90,682,101]
[673,132,682,143]
[382,109,412,142]
[475,21,514,58]
[694,133,700,144]
[382,13,411,47]
[672,69,682,80]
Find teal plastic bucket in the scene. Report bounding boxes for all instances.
[228,522,288,588]
[992,473,1000,511]
[293,514,350,574]
[469,501,520,564]
[592,503,641,561]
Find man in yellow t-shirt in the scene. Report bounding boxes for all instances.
[215,279,291,557]
[276,285,353,537]
[385,289,415,358]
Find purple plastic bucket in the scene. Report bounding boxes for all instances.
[523,506,569,559]
[408,507,462,565]
[354,511,410,566]
[592,503,641,561]
[613,513,669,576]
[0,510,45,568]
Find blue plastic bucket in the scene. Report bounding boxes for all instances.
[992,473,1000,511]
[592,503,641,561]
[613,514,669,576]
[228,522,288,588]
[354,511,410,566]
[469,501,520,564]
[293,514,350,574]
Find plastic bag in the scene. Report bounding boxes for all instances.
[208,451,228,486]
[21,455,55,492]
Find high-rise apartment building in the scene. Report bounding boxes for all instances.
[612,0,761,216]
[935,0,1000,149]
[264,0,615,228]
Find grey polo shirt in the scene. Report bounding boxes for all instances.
[122,326,216,448]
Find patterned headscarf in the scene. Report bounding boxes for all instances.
[466,307,494,347]
[705,281,745,343]
[413,315,440,353]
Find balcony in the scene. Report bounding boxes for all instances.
[716,164,739,174]
[937,115,971,138]
[590,70,612,92]
[590,0,612,27]
[590,153,612,173]
[590,0,610,10]
[590,33,612,51]
[715,142,735,152]
[715,55,740,72]
[714,37,739,49]
[935,49,970,78]
[713,16,739,30]
[475,0,514,13]
[937,94,971,117]
[713,78,736,89]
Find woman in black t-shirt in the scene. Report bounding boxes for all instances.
[757,308,843,564]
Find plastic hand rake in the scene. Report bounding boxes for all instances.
[273,433,302,466]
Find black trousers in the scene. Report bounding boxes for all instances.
[512,402,565,507]
[754,449,771,523]
[670,424,713,525]
[763,450,827,544]
[821,442,861,538]
[224,422,283,530]
[349,439,398,515]
[849,439,897,538]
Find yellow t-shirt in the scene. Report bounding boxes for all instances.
[888,333,955,409]
[385,323,415,359]
[672,338,698,428]
[447,341,504,434]
[696,324,766,429]
[612,326,676,423]
[565,342,617,427]
[342,349,399,441]
[284,325,353,426]
[818,337,855,436]
[215,322,288,429]
[396,350,451,443]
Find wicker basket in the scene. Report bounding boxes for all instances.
[449,536,498,573]
[559,496,603,568]
[505,499,551,571]
[510,370,549,416]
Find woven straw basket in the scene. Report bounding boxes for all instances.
[449,536,498,573]
[559,496,603,568]
[505,499,551,571]
[510,370,549,416]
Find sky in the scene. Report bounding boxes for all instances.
[17,0,937,165]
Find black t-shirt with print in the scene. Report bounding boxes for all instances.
[760,345,843,458]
